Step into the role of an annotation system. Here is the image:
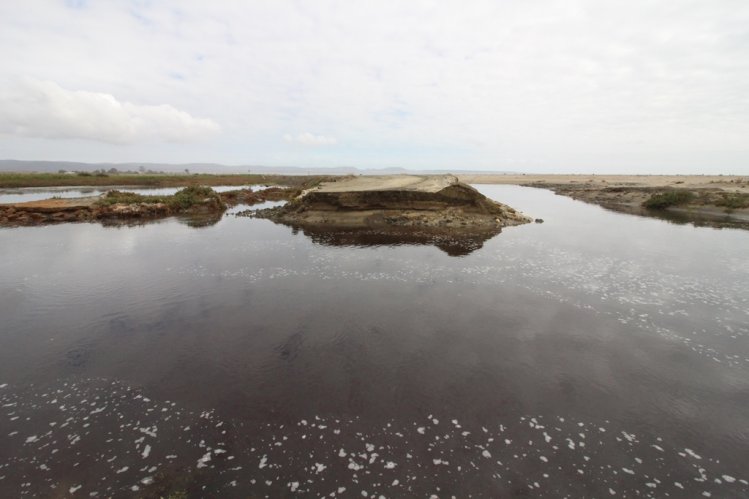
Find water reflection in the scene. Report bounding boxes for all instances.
[594,201,749,230]
[1,185,748,497]
[284,223,503,256]
[0,184,252,204]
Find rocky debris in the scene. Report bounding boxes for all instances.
[251,174,531,231]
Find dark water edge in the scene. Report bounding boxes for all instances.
[599,202,749,231]
[1,185,748,497]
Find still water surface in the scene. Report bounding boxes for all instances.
[0,185,748,497]
[0,185,251,204]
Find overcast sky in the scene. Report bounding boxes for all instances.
[1,0,748,173]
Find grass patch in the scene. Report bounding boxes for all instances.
[642,190,696,209]
[97,186,223,211]
[96,191,158,206]
[714,192,749,210]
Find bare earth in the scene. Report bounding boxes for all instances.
[255,174,531,230]
[458,173,749,191]
[315,174,458,193]
[0,188,294,227]
[248,174,532,256]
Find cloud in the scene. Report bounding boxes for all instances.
[284,132,337,146]
[0,79,220,144]
[0,1,748,172]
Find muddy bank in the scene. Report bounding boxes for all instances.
[456,173,749,229]
[249,175,531,232]
[0,186,297,228]
[524,182,749,229]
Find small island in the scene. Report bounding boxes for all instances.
[241,174,532,256]
[252,174,531,230]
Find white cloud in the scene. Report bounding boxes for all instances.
[0,1,748,172]
[284,132,337,146]
[0,79,220,144]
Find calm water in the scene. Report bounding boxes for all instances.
[0,185,252,204]
[0,185,748,498]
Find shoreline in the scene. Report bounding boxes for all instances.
[458,174,749,229]
[2,172,748,230]
[0,186,297,228]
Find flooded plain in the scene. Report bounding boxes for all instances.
[1,185,748,497]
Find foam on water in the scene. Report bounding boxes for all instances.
[167,230,749,368]
[0,378,745,497]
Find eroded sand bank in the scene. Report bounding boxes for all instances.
[253,174,532,230]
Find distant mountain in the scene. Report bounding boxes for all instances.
[0,159,517,176]
[0,160,238,174]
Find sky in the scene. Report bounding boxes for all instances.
[0,0,748,174]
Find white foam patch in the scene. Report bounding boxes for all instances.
[197,451,212,468]
[2,378,747,497]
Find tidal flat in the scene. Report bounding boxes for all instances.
[1,185,748,497]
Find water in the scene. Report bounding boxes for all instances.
[0,185,747,497]
[0,185,252,204]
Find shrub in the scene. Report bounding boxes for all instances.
[715,193,749,210]
[169,186,217,209]
[97,190,156,206]
[97,186,222,211]
[642,190,695,209]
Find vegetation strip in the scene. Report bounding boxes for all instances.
[0,173,333,189]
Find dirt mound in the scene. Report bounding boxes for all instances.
[254,174,531,230]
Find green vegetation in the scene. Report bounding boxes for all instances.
[97,186,223,211]
[642,190,696,210]
[0,172,318,189]
[96,191,156,206]
[170,186,221,209]
[644,190,749,211]
[714,192,749,210]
